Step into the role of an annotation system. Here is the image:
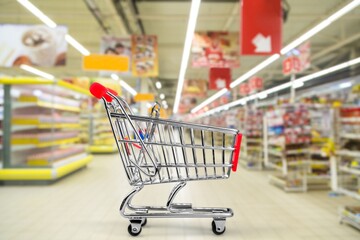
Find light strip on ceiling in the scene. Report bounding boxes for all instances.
[173,0,201,114]
[65,34,90,56]
[111,74,138,96]
[17,0,90,56]
[191,88,228,113]
[230,54,280,88]
[20,64,55,80]
[281,0,360,55]
[196,56,360,119]
[17,0,57,28]
[191,0,360,114]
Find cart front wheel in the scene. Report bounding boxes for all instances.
[128,224,142,236]
[212,220,226,235]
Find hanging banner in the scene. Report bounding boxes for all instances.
[131,35,158,77]
[0,24,67,67]
[298,41,311,72]
[241,0,282,55]
[100,36,131,73]
[283,41,311,75]
[83,54,129,72]
[209,67,231,90]
[191,31,240,68]
[239,83,250,96]
[178,79,207,114]
[282,56,301,75]
[249,76,263,92]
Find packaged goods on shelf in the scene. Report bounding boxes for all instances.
[334,106,360,229]
[0,78,93,182]
[241,108,263,170]
[264,104,311,192]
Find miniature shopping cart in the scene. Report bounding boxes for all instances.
[90,82,242,236]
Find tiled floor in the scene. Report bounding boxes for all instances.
[0,154,359,240]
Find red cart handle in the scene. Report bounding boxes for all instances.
[90,82,118,102]
[231,133,242,172]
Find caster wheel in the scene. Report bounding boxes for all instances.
[128,224,142,236]
[212,220,226,235]
[141,218,147,227]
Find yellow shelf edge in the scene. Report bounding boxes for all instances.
[12,137,80,147]
[0,155,93,181]
[57,80,91,96]
[0,77,55,85]
[89,145,117,153]
[55,155,93,178]
[17,97,80,112]
[12,119,81,129]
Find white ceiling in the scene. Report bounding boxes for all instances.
[0,0,360,111]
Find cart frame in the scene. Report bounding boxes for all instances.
[90,83,242,236]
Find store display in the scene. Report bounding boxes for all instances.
[264,104,311,192]
[0,77,93,181]
[241,107,264,169]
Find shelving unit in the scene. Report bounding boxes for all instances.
[307,106,334,190]
[241,108,263,170]
[0,77,93,182]
[332,106,360,229]
[264,104,311,192]
[88,114,117,153]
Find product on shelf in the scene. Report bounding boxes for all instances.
[265,104,311,192]
[0,78,93,182]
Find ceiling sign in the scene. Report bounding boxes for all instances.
[249,76,263,92]
[134,93,154,102]
[240,0,282,55]
[209,67,231,90]
[83,54,129,71]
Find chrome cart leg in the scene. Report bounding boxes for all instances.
[212,218,226,235]
[166,181,192,212]
[120,185,147,236]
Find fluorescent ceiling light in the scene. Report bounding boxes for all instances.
[230,54,280,88]
[65,34,90,56]
[173,0,201,114]
[197,56,360,119]
[17,0,57,28]
[162,100,167,106]
[191,88,227,113]
[258,92,268,99]
[120,80,137,96]
[110,74,119,81]
[293,81,304,89]
[281,0,360,54]
[155,81,162,89]
[339,82,352,89]
[159,93,165,100]
[20,64,54,80]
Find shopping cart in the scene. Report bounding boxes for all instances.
[90,82,243,236]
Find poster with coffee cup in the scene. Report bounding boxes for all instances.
[0,24,67,67]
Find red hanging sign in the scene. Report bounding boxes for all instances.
[249,76,263,91]
[239,83,250,96]
[283,56,301,75]
[240,0,282,55]
[209,67,231,90]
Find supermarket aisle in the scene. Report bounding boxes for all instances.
[0,154,359,240]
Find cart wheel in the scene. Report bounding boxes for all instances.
[212,220,226,235]
[128,224,142,236]
[141,218,147,227]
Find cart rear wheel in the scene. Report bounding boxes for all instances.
[212,220,226,235]
[128,224,142,236]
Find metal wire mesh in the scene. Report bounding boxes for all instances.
[109,112,238,186]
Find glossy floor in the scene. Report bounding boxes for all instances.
[0,154,359,240]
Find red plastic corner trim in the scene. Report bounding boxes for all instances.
[89,82,107,99]
[231,133,243,172]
